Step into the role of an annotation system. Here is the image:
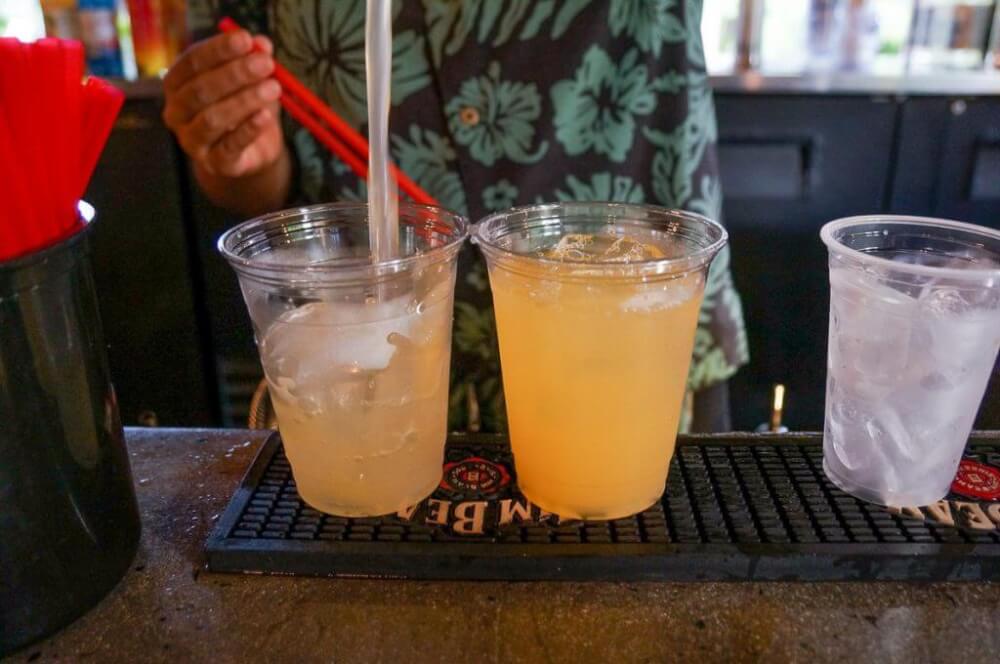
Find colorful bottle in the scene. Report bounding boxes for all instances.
[77,0,127,76]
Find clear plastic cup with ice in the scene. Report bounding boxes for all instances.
[821,215,1000,506]
[219,203,467,516]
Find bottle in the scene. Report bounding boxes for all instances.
[162,0,187,67]
[40,0,80,40]
[840,0,880,72]
[807,0,846,73]
[116,0,137,79]
[1,0,47,40]
[77,0,136,77]
[126,0,167,77]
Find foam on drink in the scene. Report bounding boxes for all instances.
[543,234,667,262]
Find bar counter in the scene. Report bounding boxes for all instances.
[10,428,1000,663]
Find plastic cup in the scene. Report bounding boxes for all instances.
[821,215,1000,506]
[473,202,727,520]
[219,202,468,516]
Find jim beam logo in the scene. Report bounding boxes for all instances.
[395,456,557,536]
[391,455,1000,537]
[439,456,511,496]
[888,460,1000,532]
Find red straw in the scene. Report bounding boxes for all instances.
[0,37,122,261]
[78,77,125,200]
[60,40,84,232]
[0,39,45,249]
[218,17,440,209]
[34,39,77,234]
[281,95,368,178]
[0,109,32,256]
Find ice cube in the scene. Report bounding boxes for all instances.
[258,296,425,416]
[371,333,448,406]
[826,372,915,493]
[600,236,665,263]
[621,275,699,312]
[542,234,665,263]
[264,297,418,373]
[545,234,596,261]
[827,397,868,472]
[919,287,968,316]
[267,376,298,408]
[867,403,916,467]
[256,244,335,266]
[878,360,983,492]
[829,268,918,387]
[920,302,1000,374]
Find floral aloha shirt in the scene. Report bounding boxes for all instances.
[191,0,749,432]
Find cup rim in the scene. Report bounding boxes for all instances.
[820,214,1000,282]
[471,201,727,276]
[217,201,469,278]
[0,201,96,271]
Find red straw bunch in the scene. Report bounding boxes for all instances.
[0,38,124,262]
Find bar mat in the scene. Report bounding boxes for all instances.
[204,432,1000,581]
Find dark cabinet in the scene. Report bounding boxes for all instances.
[716,94,898,430]
[85,98,216,426]
[891,96,1000,229]
[186,181,260,426]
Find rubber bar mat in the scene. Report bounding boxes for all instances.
[205,432,1000,581]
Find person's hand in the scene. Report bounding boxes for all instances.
[163,30,283,179]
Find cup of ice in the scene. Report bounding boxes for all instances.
[820,215,1000,507]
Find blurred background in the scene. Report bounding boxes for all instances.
[704,0,1000,75]
[2,0,999,431]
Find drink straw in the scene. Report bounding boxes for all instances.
[0,112,31,259]
[0,37,121,261]
[365,0,399,263]
[280,94,368,178]
[35,39,74,233]
[77,77,124,201]
[217,17,439,208]
[60,40,85,232]
[0,38,44,247]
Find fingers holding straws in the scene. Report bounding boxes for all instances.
[163,31,284,178]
